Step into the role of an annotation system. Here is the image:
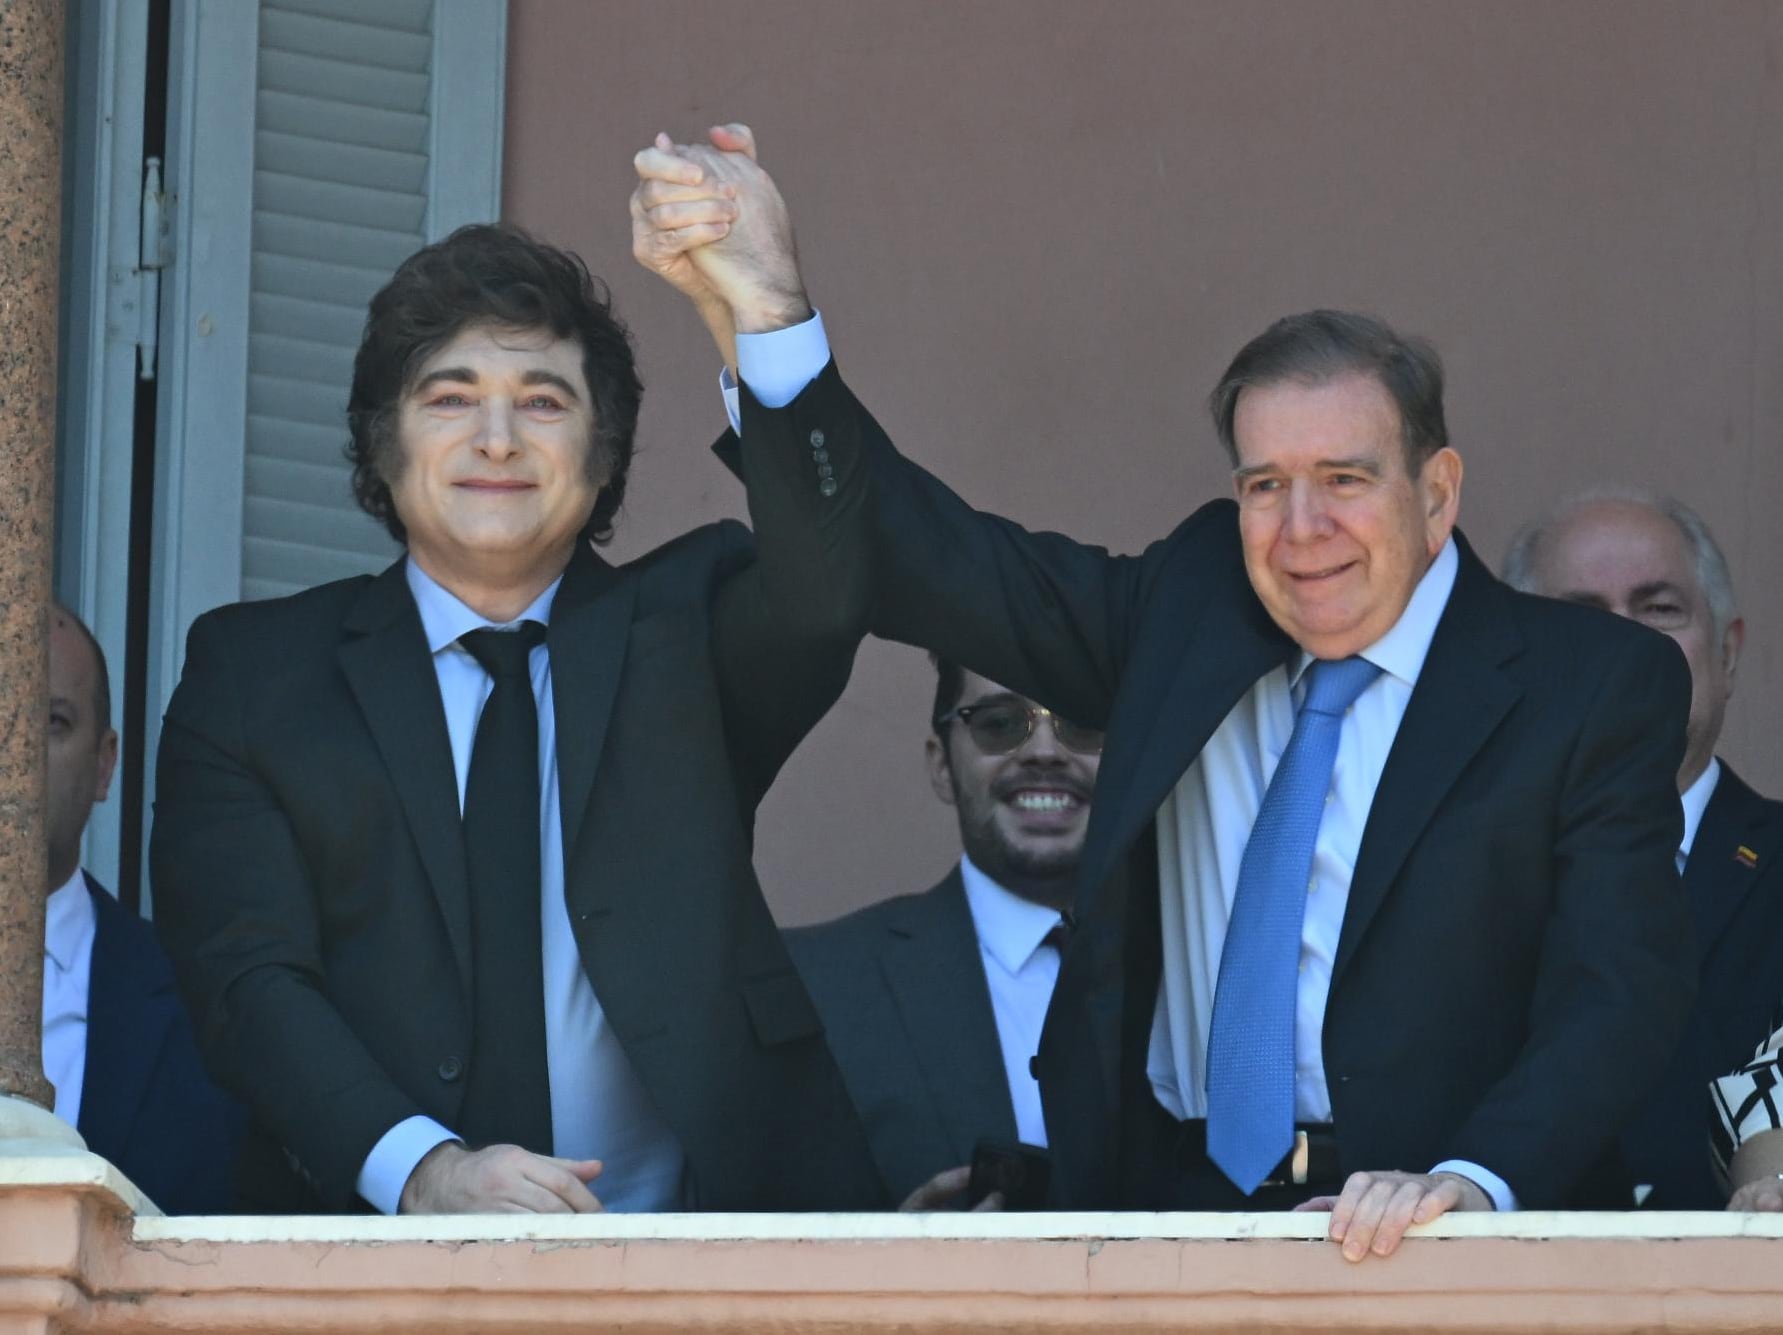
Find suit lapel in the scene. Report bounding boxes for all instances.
[337,559,475,994]
[78,879,172,1153]
[1686,765,1783,964]
[1334,538,1522,986]
[545,542,635,870]
[879,871,1019,1161]
[1082,577,1290,914]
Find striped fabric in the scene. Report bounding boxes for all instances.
[1710,1006,1783,1187]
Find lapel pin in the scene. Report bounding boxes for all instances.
[1736,845,1759,869]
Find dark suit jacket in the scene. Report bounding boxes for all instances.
[786,868,1018,1203]
[742,373,1698,1210]
[79,874,244,1214]
[151,364,884,1213]
[1618,763,1783,1208]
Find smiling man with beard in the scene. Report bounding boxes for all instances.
[787,660,1101,1207]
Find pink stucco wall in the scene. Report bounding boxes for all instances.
[503,1,1783,926]
[4,1165,1783,1333]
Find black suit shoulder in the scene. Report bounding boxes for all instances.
[1498,577,1687,668]
[616,519,755,613]
[786,879,960,1006]
[83,879,244,1214]
[789,882,945,951]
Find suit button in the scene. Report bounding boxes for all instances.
[819,478,839,498]
[812,447,830,465]
[809,428,826,448]
[816,462,834,479]
[437,1056,463,1082]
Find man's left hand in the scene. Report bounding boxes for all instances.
[1294,1169,1490,1261]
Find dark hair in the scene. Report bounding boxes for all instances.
[345,223,643,546]
[1207,310,1447,471]
[52,603,111,735]
[930,654,967,753]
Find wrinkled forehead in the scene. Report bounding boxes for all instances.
[48,612,99,697]
[1542,502,1699,597]
[408,321,588,389]
[1230,372,1405,472]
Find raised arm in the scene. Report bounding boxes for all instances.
[631,125,1160,730]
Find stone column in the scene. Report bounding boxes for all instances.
[0,0,70,1139]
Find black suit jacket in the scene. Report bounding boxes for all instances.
[151,364,884,1213]
[79,874,244,1214]
[786,869,1019,1203]
[743,373,1698,1209]
[1618,763,1783,1208]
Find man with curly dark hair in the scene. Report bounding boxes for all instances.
[151,223,883,1215]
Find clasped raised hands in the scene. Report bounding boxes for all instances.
[630,123,811,357]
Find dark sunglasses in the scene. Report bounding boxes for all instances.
[937,701,1105,756]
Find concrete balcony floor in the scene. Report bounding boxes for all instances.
[4,1154,1783,1333]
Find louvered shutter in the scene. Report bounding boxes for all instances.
[240,0,436,600]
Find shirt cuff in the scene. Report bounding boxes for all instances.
[1430,1158,1518,1212]
[723,310,830,431]
[356,1115,459,1215]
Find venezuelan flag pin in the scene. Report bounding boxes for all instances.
[1736,845,1759,869]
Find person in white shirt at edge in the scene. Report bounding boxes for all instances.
[629,124,1694,1260]
[1505,490,1782,1211]
[44,603,242,1214]
[786,659,1103,1208]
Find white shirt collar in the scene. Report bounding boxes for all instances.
[958,854,1070,976]
[1290,536,1459,691]
[44,867,95,973]
[405,557,562,656]
[1679,756,1722,863]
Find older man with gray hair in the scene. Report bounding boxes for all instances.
[1505,490,1782,1208]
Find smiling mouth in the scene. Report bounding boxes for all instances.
[1286,560,1357,582]
[455,479,535,491]
[1005,788,1085,814]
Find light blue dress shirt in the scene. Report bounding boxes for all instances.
[958,855,1067,1147]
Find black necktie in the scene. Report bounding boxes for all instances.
[455,622,553,1153]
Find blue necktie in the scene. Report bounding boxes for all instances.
[1205,654,1382,1194]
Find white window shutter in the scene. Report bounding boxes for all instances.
[240,0,501,601]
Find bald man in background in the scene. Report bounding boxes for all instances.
[44,604,242,1213]
[1504,490,1782,1208]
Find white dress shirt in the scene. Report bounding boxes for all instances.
[722,317,1510,1207]
[42,867,96,1128]
[1678,757,1721,872]
[958,856,1068,1147]
[354,560,684,1214]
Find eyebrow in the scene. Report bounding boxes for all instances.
[961,692,1024,710]
[1560,581,1688,608]
[1231,456,1383,484]
[411,367,583,401]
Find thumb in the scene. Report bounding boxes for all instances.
[549,1157,604,1183]
[709,122,758,160]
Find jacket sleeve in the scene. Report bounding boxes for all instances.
[720,359,1163,735]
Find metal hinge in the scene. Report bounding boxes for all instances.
[137,155,169,381]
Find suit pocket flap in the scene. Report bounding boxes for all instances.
[741,970,824,1047]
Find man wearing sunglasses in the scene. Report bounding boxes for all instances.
[788,662,1103,1208]
[634,123,1696,1258]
